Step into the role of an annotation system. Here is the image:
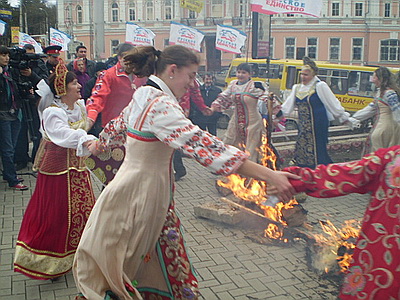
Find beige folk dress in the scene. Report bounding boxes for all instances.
[211,79,268,162]
[353,88,400,154]
[73,76,248,300]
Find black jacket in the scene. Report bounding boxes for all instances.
[191,84,222,124]
[67,58,96,77]
[0,68,21,115]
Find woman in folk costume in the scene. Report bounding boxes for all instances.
[286,145,400,299]
[210,63,270,162]
[351,66,400,155]
[281,57,356,168]
[14,60,97,280]
[73,45,298,300]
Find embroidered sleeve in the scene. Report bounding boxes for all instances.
[384,90,400,123]
[211,81,236,112]
[147,96,248,175]
[43,107,96,155]
[285,148,392,198]
[352,101,376,122]
[98,104,130,148]
[316,81,350,123]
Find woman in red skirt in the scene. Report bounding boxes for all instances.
[14,60,97,280]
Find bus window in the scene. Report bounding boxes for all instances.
[348,71,375,97]
[318,69,348,95]
[267,64,282,79]
[286,66,299,89]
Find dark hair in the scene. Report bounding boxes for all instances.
[237,63,251,74]
[76,45,87,53]
[0,45,10,55]
[302,56,318,75]
[48,71,77,96]
[23,44,35,51]
[124,45,199,77]
[375,66,400,96]
[123,46,160,77]
[156,45,200,74]
[203,72,215,81]
[117,43,134,58]
[95,62,107,73]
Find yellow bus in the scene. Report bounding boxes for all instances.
[225,58,295,95]
[280,61,383,112]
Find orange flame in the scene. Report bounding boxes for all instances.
[217,119,298,241]
[314,220,360,272]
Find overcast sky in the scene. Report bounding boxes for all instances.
[8,0,56,7]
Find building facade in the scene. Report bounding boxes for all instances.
[57,0,400,69]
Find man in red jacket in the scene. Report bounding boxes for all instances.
[86,43,147,130]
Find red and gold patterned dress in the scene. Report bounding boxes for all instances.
[211,79,268,162]
[286,145,400,299]
[73,76,248,300]
[14,99,96,280]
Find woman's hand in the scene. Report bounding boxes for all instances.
[202,107,214,116]
[86,140,103,156]
[237,159,300,203]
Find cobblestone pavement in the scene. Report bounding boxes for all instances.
[0,147,369,300]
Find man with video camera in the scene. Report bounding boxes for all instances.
[9,44,48,171]
[0,45,28,190]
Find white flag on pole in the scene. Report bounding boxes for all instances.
[169,21,204,52]
[215,24,247,54]
[19,32,43,53]
[0,20,6,36]
[251,0,323,18]
[49,28,71,51]
[125,22,155,46]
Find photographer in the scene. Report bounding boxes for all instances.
[0,45,28,190]
[11,44,48,171]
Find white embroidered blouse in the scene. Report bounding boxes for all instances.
[99,75,248,175]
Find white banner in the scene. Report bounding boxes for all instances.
[125,22,155,46]
[169,22,204,52]
[49,27,71,51]
[19,32,43,53]
[251,0,322,18]
[0,20,6,36]
[215,24,247,54]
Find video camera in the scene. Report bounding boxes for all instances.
[8,47,45,70]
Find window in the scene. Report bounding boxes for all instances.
[352,38,363,61]
[76,5,83,24]
[165,0,172,20]
[332,3,340,16]
[111,40,119,55]
[285,37,295,59]
[65,5,72,20]
[128,2,135,21]
[384,3,391,17]
[211,0,223,17]
[318,69,348,95]
[307,38,317,59]
[146,0,154,20]
[380,39,400,61]
[355,3,363,16]
[286,14,295,17]
[164,38,169,46]
[329,38,340,60]
[112,3,119,22]
[348,71,375,97]
[188,10,196,19]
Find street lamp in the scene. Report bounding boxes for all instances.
[19,0,27,33]
[39,8,50,46]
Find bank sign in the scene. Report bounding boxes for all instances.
[251,0,322,18]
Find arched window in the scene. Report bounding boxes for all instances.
[112,3,119,22]
[65,5,72,20]
[146,0,154,20]
[128,1,136,21]
[164,0,172,20]
[188,10,196,19]
[76,5,83,24]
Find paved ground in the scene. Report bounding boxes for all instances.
[0,141,370,300]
